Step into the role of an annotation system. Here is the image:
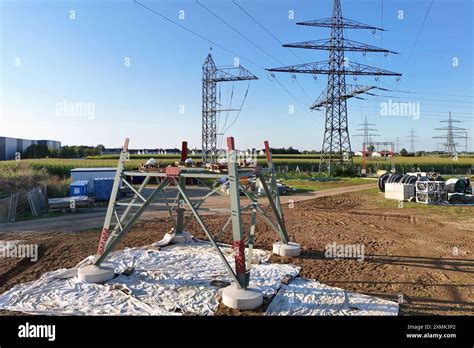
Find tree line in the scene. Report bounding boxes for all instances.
[22,144,105,159]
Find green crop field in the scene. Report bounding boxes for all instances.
[0,155,472,179]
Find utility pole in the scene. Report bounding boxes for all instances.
[202,51,257,164]
[268,0,401,174]
[432,111,469,156]
[354,116,379,150]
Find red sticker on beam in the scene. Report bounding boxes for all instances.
[227,137,235,151]
[264,140,271,162]
[166,166,181,177]
[97,228,110,254]
[232,241,246,274]
[181,141,188,162]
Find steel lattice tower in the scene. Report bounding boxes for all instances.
[354,116,379,149]
[268,0,401,174]
[202,54,218,163]
[202,53,257,163]
[407,128,418,154]
[433,112,469,155]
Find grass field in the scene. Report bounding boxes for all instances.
[1,154,472,177]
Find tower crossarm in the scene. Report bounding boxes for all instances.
[268,61,401,76]
[310,84,377,110]
[283,38,398,54]
[435,126,468,131]
[214,65,258,82]
[296,16,386,31]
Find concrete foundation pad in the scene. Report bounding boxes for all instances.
[77,265,115,283]
[272,242,301,257]
[222,285,263,310]
[171,234,186,244]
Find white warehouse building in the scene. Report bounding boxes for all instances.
[0,136,61,160]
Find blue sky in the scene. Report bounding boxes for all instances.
[0,0,473,151]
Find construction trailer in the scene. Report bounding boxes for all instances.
[78,137,300,310]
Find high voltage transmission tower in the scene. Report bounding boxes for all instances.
[268,0,401,174]
[407,128,419,153]
[354,116,379,149]
[202,52,257,163]
[433,111,469,155]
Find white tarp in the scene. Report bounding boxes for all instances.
[265,277,399,316]
[0,240,300,316]
[0,237,398,316]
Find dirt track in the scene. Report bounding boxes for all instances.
[0,183,375,234]
[1,188,473,316]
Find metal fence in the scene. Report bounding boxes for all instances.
[0,185,47,223]
[0,193,19,223]
[27,185,47,218]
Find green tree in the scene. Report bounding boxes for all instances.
[23,144,51,159]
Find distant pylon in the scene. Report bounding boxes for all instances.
[407,129,419,153]
[354,116,379,150]
[432,111,469,155]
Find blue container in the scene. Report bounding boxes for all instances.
[93,178,115,201]
[70,180,89,197]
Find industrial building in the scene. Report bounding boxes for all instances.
[0,136,61,160]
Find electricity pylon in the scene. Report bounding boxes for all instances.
[407,128,419,154]
[202,52,257,163]
[268,0,401,174]
[354,116,379,149]
[433,111,469,155]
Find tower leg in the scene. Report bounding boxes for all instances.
[173,175,187,244]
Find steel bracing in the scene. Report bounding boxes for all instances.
[93,137,289,290]
[268,0,401,174]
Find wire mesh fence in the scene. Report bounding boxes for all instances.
[0,185,47,223]
[0,193,19,223]
[27,185,47,218]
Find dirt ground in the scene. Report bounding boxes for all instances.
[0,190,473,316]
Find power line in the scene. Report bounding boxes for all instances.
[366,96,474,109]
[232,0,324,91]
[374,94,474,104]
[196,0,283,65]
[134,0,264,69]
[351,99,474,116]
[197,0,314,105]
[406,0,434,63]
[134,0,314,117]
[380,81,474,99]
